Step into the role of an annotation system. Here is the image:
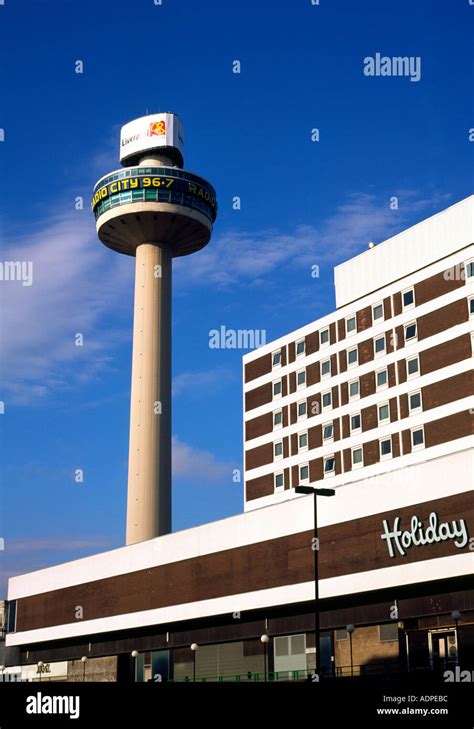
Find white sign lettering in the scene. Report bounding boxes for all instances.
[381,511,469,558]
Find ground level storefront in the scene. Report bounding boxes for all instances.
[7,575,473,682]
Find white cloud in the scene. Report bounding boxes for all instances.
[0,212,133,403]
[172,436,234,482]
[175,190,453,287]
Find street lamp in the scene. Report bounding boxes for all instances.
[346,624,355,676]
[37,661,44,683]
[260,634,269,682]
[294,485,336,678]
[80,656,87,682]
[190,643,199,682]
[451,611,461,667]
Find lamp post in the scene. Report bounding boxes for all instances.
[131,651,139,683]
[346,624,355,676]
[190,643,199,682]
[37,661,44,683]
[294,485,335,679]
[260,634,269,682]
[80,656,87,682]
[451,611,461,667]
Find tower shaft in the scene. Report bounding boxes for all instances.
[126,243,172,544]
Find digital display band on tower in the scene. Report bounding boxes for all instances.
[91,175,217,217]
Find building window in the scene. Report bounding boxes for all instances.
[347,347,358,367]
[299,464,309,484]
[274,472,285,491]
[322,390,332,410]
[320,328,330,347]
[402,288,415,309]
[322,422,334,441]
[324,455,335,477]
[296,338,306,358]
[349,379,360,400]
[464,260,474,280]
[6,600,17,633]
[346,315,357,336]
[273,410,283,429]
[411,426,425,450]
[469,297,474,317]
[379,624,399,642]
[274,441,283,460]
[321,358,331,378]
[297,369,306,389]
[378,402,390,424]
[404,321,417,342]
[408,390,422,414]
[380,437,392,460]
[407,355,420,378]
[272,350,281,367]
[298,431,308,452]
[352,447,363,468]
[374,335,386,356]
[350,413,361,433]
[273,379,282,398]
[297,400,307,419]
[373,302,384,322]
[376,368,388,390]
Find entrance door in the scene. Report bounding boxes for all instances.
[429,630,457,673]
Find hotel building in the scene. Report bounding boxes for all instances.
[3,197,473,682]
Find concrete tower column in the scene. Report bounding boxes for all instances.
[126,243,172,544]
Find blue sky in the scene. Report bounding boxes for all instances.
[0,0,472,596]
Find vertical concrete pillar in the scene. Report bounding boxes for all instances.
[126,243,172,544]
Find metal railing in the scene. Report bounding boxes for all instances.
[169,662,400,682]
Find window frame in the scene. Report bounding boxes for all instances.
[297,399,307,420]
[408,390,422,414]
[376,367,388,391]
[372,301,384,322]
[377,401,390,425]
[347,346,358,368]
[350,412,361,434]
[272,349,282,368]
[348,378,360,400]
[320,357,331,379]
[411,426,425,451]
[404,321,417,343]
[374,334,386,357]
[319,327,330,348]
[323,454,336,477]
[273,409,283,429]
[299,463,309,484]
[273,379,282,398]
[402,287,415,310]
[296,368,306,390]
[345,315,357,336]
[298,430,309,452]
[322,421,334,442]
[274,471,285,491]
[321,389,332,411]
[379,436,393,461]
[407,355,420,379]
[351,446,364,469]
[296,338,306,358]
[274,440,284,460]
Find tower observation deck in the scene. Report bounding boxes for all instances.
[92,113,217,545]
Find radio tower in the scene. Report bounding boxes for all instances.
[92,113,217,544]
